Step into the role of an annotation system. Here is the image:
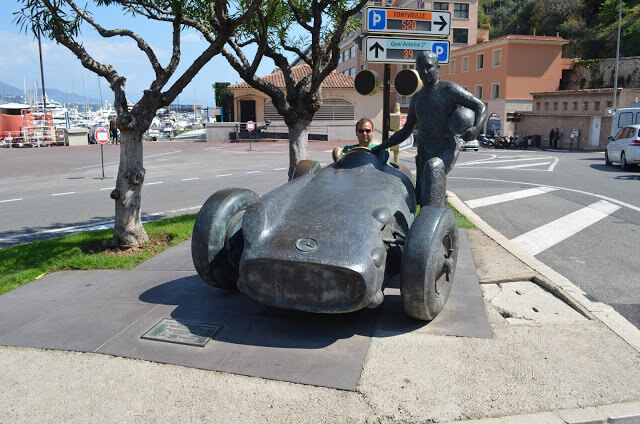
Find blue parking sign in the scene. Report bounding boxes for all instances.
[432,41,449,63]
[368,9,386,31]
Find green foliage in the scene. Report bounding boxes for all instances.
[0,214,196,295]
[213,82,230,107]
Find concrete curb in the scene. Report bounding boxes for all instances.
[447,191,640,353]
[441,400,640,424]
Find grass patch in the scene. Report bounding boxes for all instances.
[415,203,476,229]
[0,214,196,295]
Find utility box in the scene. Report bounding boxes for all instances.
[65,127,88,146]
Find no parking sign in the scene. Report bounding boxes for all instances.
[94,127,110,144]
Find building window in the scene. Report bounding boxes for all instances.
[350,67,355,77]
[595,101,600,111]
[476,53,484,70]
[342,50,347,62]
[453,28,468,44]
[350,45,356,59]
[563,102,568,110]
[536,102,541,110]
[583,101,589,111]
[491,83,500,99]
[462,56,469,72]
[361,64,366,70]
[475,85,483,99]
[492,49,502,66]
[449,59,456,74]
[553,102,558,111]
[544,102,549,111]
[572,101,578,110]
[433,2,448,10]
[453,3,469,18]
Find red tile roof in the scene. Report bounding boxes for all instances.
[228,65,355,89]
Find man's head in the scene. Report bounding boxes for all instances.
[355,118,374,147]
[416,51,440,87]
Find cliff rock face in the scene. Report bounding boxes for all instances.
[562,57,640,90]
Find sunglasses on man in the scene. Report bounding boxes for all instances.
[358,129,372,134]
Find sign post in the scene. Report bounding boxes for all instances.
[94,127,110,179]
[246,120,255,151]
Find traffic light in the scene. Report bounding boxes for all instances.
[506,112,521,122]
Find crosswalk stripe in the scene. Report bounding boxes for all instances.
[466,187,558,209]
[496,161,551,169]
[510,200,621,256]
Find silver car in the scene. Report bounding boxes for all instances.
[605,124,640,170]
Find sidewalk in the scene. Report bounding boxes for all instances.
[1,194,640,423]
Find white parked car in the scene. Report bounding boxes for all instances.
[605,124,640,170]
[459,137,479,151]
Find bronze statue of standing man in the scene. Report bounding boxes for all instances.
[372,51,487,207]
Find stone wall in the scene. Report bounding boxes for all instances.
[563,57,640,90]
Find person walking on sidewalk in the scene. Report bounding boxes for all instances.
[549,128,555,148]
[553,127,559,149]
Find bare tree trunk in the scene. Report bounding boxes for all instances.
[287,120,310,179]
[110,130,148,248]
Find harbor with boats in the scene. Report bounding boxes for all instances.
[0,96,212,148]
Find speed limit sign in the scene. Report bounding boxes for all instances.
[246,120,255,131]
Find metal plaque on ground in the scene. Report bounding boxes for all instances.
[141,318,223,347]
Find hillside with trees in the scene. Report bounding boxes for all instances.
[478,0,640,59]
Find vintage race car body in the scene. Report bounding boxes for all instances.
[192,148,458,321]
[238,150,416,313]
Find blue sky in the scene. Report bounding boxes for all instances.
[1,2,279,106]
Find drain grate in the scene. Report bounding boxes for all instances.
[141,318,223,347]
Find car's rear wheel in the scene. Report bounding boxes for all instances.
[605,150,612,166]
[192,188,259,290]
[291,159,321,180]
[621,152,629,170]
[400,207,458,321]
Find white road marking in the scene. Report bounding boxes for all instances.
[181,177,200,181]
[70,150,182,170]
[146,182,164,185]
[272,167,287,171]
[52,192,75,196]
[246,171,260,174]
[100,187,115,191]
[466,187,558,209]
[511,200,621,256]
[0,198,22,203]
[216,173,232,177]
[451,176,640,213]
[496,161,552,169]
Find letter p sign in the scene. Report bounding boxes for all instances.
[369,9,386,30]
[432,42,449,63]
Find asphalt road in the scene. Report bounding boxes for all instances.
[1,141,638,328]
[445,146,640,329]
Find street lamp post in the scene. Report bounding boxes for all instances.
[612,0,622,110]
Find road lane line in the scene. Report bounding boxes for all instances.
[450,177,640,213]
[458,156,554,166]
[466,187,558,209]
[181,177,200,181]
[0,198,22,203]
[496,161,551,169]
[216,173,232,177]
[510,200,621,256]
[272,167,287,171]
[100,187,115,191]
[146,182,164,185]
[246,171,260,174]
[51,192,75,196]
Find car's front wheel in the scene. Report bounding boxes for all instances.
[400,207,458,320]
[605,150,612,166]
[192,188,259,290]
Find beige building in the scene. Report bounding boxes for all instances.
[516,88,640,150]
[222,65,384,142]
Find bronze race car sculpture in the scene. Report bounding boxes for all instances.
[191,148,458,321]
